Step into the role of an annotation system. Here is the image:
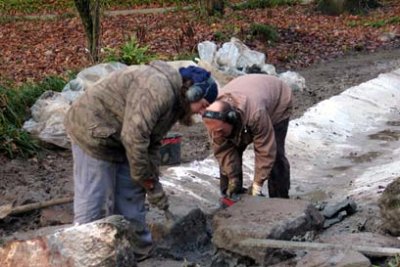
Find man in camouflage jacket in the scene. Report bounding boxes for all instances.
[65,61,218,255]
[202,74,292,200]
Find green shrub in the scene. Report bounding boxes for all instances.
[234,0,299,10]
[0,76,66,158]
[347,16,400,28]
[213,31,229,42]
[249,23,279,43]
[102,36,155,65]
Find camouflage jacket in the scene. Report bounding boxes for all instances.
[64,61,185,183]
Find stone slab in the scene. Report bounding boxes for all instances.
[212,195,324,265]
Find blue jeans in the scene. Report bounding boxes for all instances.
[72,143,152,245]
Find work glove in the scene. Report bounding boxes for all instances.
[146,181,169,211]
[227,178,241,198]
[250,183,264,197]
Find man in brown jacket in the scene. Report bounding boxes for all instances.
[64,61,218,255]
[202,74,292,200]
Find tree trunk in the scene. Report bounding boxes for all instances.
[74,0,101,63]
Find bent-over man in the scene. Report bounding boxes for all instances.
[202,74,292,199]
[65,61,218,257]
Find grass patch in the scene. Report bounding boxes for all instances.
[233,0,300,10]
[0,0,74,14]
[0,0,196,15]
[347,16,400,28]
[0,76,67,158]
[249,23,279,43]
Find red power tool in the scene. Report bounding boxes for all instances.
[220,194,241,208]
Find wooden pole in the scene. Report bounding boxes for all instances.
[0,196,73,219]
[240,238,400,257]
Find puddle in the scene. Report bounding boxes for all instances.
[368,129,400,141]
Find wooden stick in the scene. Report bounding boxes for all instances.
[240,238,400,257]
[0,196,73,219]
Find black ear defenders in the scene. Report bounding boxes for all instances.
[186,77,214,103]
[202,110,238,125]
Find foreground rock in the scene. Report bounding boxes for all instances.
[379,177,400,235]
[147,208,212,261]
[212,196,325,266]
[0,215,141,267]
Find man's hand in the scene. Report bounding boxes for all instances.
[227,178,241,197]
[147,181,169,211]
[251,183,264,196]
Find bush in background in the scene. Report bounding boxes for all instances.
[0,76,66,158]
[102,36,155,65]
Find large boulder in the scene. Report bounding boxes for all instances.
[0,216,141,267]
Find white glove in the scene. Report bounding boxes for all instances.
[251,183,263,196]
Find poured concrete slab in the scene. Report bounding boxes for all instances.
[212,196,324,265]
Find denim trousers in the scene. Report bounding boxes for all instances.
[71,143,152,245]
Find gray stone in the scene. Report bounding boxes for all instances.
[296,249,371,267]
[321,198,357,218]
[0,215,140,267]
[212,196,324,265]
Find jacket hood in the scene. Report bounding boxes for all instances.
[149,60,182,95]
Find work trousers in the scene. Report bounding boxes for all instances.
[71,143,152,246]
[220,118,290,198]
[268,118,290,198]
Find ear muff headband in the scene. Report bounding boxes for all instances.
[202,110,237,125]
[186,77,215,103]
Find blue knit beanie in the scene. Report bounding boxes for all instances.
[179,66,218,104]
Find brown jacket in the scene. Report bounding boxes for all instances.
[211,74,293,186]
[64,61,185,184]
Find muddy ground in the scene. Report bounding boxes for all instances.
[1,47,400,263]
